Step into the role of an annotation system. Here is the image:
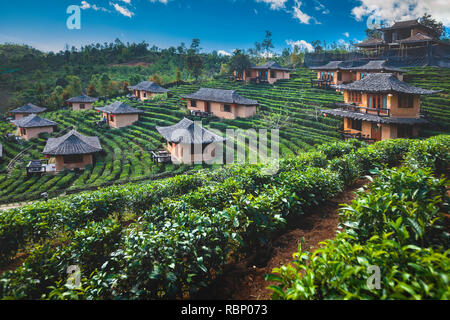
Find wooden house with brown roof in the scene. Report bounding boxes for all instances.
[311,60,406,88]
[310,61,353,87]
[42,129,102,171]
[235,61,292,84]
[96,101,144,128]
[321,73,438,141]
[66,94,98,111]
[13,114,58,140]
[156,118,225,164]
[355,19,441,52]
[181,88,258,119]
[9,103,47,120]
[128,81,170,101]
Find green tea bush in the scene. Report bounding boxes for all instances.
[404,135,450,173]
[267,233,450,300]
[267,166,450,300]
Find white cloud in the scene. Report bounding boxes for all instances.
[292,1,319,24]
[352,0,450,27]
[218,50,231,56]
[80,1,110,12]
[255,0,288,10]
[314,0,329,14]
[150,0,169,3]
[286,39,314,52]
[343,32,350,37]
[111,3,134,18]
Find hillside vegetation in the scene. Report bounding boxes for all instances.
[0,68,343,205]
[0,135,448,299]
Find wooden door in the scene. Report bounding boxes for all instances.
[371,123,382,141]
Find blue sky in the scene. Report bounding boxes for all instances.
[0,0,449,54]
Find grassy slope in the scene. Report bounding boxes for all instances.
[0,67,448,204]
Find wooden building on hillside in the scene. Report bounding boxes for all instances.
[42,129,102,171]
[96,101,144,128]
[346,60,405,81]
[66,94,98,111]
[322,73,438,142]
[310,61,352,87]
[156,117,225,164]
[355,19,441,53]
[235,61,292,84]
[128,81,170,101]
[310,60,405,88]
[13,114,58,140]
[182,88,258,119]
[9,103,47,120]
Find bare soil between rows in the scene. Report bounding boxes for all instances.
[193,179,369,300]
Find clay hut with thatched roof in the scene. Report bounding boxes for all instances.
[156,117,225,164]
[128,81,170,101]
[181,88,258,119]
[236,61,292,84]
[95,101,144,128]
[42,129,102,171]
[13,114,58,140]
[9,103,47,120]
[66,94,98,111]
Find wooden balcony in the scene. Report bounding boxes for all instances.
[340,104,390,117]
[311,79,333,89]
[339,130,377,143]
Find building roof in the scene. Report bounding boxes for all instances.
[95,101,144,114]
[321,106,428,125]
[343,60,406,73]
[310,61,346,70]
[43,129,102,156]
[379,19,434,32]
[251,61,292,71]
[355,38,385,47]
[182,88,258,105]
[156,118,226,145]
[66,94,98,103]
[13,114,58,128]
[335,73,439,94]
[128,81,170,93]
[10,103,47,114]
[397,32,436,44]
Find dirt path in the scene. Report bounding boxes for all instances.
[194,179,368,300]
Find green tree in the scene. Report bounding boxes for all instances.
[261,30,274,55]
[228,49,251,76]
[185,50,204,81]
[365,28,382,39]
[420,13,445,38]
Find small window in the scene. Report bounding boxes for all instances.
[397,125,413,138]
[191,100,197,108]
[270,71,276,78]
[20,128,26,135]
[64,155,83,164]
[143,92,147,98]
[337,72,342,81]
[398,94,414,108]
[222,104,231,112]
[80,104,85,109]
[349,118,362,131]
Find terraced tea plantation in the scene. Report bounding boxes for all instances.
[403,67,450,133]
[0,67,448,204]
